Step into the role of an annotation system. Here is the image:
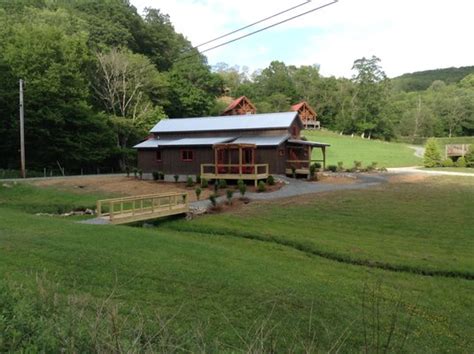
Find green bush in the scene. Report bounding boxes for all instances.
[353,161,362,170]
[209,194,217,207]
[424,138,442,167]
[186,176,194,187]
[442,158,454,167]
[291,166,296,178]
[238,182,246,197]
[337,161,344,172]
[173,175,179,183]
[456,156,467,168]
[309,164,317,180]
[196,175,201,184]
[314,162,322,169]
[218,179,227,189]
[366,162,378,172]
[267,175,275,185]
[327,165,337,172]
[226,189,234,205]
[201,178,208,188]
[133,167,138,178]
[152,171,160,181]
[138,169,143,179]
[195,187,202,200]
[125,166,130,177]
[464,147,473,167]
[257,181,266,192]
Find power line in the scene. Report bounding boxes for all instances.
[177,0,338,63]
[194,0,312,49]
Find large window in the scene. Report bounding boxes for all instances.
[181,150,194,161]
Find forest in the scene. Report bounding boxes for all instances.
[0,0,473,173]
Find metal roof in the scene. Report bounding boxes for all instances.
[133,137,235,149]
[232,134,290,146]
[287,139,331,147]
[150,112,298,133]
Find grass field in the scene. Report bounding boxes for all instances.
[0,177,473,352]
[304,130,422,168]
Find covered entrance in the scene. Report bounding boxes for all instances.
[285,139,330,176]
[201,143,269,186]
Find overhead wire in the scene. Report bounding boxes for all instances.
[194,0,312,48]
[176,0,338,62]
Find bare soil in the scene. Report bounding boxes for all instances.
[33,176,283,203]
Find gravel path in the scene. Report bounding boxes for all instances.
[190,174,387,209]
[388,166,474,177]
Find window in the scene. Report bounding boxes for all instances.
[291,125,298,137]
[156,150,162,161]
[243,148,253,164]
[181,150,194,161]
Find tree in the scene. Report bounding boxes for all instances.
[423,138,442,167]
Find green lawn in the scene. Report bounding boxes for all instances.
[0,179,473,352]
[304,130,422,168]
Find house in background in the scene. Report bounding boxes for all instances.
[134,112,329,185]
[290,101,320,129]
[221,96,257,116]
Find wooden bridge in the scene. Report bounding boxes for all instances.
[96,192,189,225]
[445,144,470,158]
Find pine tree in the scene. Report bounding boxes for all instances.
[423,138,442,167]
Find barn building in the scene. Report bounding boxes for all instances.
[134,112,329,185]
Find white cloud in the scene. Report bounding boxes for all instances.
[131,0,474,77]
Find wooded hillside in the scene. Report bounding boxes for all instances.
[0,1,472,174]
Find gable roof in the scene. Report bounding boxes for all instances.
[150,112,300,134]
[222,95,256,115]
[290,101,317,116]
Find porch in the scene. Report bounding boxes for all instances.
[285,139,329,176]
[200,143,269,186]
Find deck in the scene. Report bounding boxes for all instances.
[96,192,189,225]
[201,163,269,186]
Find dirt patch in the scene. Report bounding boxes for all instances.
[388,174,429,184]
[32,176,284,203]
[311,175,357,185]
[33,176,213,202]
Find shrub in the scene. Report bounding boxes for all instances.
[125,166,130,177]
[159,171,165,180]
[327,165,337,172]
[456,156,467,168]
[226,189,234,205]
[314,162,322,169]
[195,187,202,200]
[257,181,266,192]
[442,158,454,167]
[423,138,442,167]
[291,166,296,178]
[133,167,138,178]
[214,182,219,192]
[337,161,344,172]
[366,162,378,172]
[138,169,143,179]
[196,175,201,184]
[186,176,194,187]
[237,179,244,187]
[353,161,362,170]
[218,179,227,189]
[209,194,217,207]
[464,147,473,167]
[173,175,179,183]
[267,175,275,185]
[201,178,208,188]
[238,182,246,197]
[152,171,160,181]
[309,164,317,180]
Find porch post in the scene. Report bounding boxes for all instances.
[214,147,218,175]
[322,146,326,170]
[239,146,242,176]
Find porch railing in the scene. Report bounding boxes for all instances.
[286,159,324,170]
[200,163,269,177]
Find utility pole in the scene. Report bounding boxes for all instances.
[19,79,25,178]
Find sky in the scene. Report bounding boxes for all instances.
[130,0,474,78]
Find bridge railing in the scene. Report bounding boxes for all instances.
[96,192,188,223]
